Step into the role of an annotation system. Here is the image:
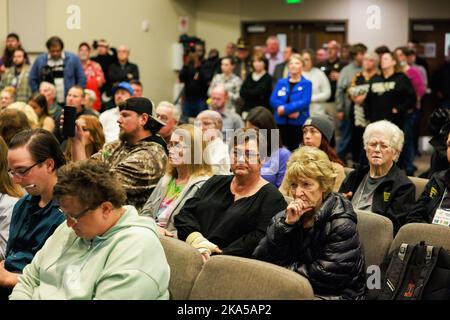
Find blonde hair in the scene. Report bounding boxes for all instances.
[7,102,39,128]
[0,136,23,198]
[289,53,305,65]
[167,124,213,179]
[280,146,337,197]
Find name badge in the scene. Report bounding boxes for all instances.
[432,208,450,227]
[63,264,82,290]
[298,86,303,91]
[277,89,286,97]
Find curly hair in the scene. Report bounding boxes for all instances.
[54,160,126,209]
[280,146,337,197]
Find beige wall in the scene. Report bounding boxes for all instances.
[0,0,7,45]
[196,0,450,54]
[42,0,196,103]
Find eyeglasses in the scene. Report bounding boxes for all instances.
[60,207,94,224]
[8,161,43,179]
[233,149,260,161]
[168,142,187,151]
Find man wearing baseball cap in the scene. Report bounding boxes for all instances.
[71,96,167,212]
[99,81,133,142]
[234,38,252,80]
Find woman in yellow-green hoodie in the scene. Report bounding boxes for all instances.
[9,160,170,300]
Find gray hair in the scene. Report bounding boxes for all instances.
[364,51,379,64]
[197,110,223,131]
[39,81,56,95]
[157,101,180,122]
[84,89,97,103]
[363,120,404,154]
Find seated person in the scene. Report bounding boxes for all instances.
[245,106,291,188]
[196,110,231,175]
[65,115,105,161]
[10,160,170,300]
[339,120,416,233]
[141,124,213,236]
[174,129,287,261]
[0,129,66,299]
[253,146,366,300]
[406,130,450,225]
[281,115,344,192]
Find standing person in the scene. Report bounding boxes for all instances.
[335,43,367,161]
[0,33,27,72]
[91,39,117,97]
[240,52,272,117]
[265,36,284,76]
[78,42,105,112]
[395,46,426,176]
[318,41,347,117]
[0,129,66,298]
[0,49,32,102]
[234,38,253,80]
[348,52,379,164]
[28,93,55,133]
[253,146,366,300]
[270,53,312,151]
[174,129,287,261]
[29,36,86,105]
[245,107,291,188]
[273,46,295,86]
[0,137,23,261]
[141,124,213,236]
[178,47,209,119]
[364,52,416,131]
[10,160,170,300]
[208,57,242,112]
[108,45,139,88]
[301,49,331,117]
[315,48,328,66]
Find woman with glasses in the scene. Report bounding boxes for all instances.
[10,160,170,300]
[339,120,415,233]
[253,146,366,300]
[0,137,23,261]
[174,129,287,262]
[141,124,213,237]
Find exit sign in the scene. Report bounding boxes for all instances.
[286,0,302,3]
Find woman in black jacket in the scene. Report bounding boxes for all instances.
[253,146,366,300]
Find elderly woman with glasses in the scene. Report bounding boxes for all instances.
[339,120,415,233]
[174,129,287,262]
[141,124,213,237]
[253,146,366,300]
[10,160,170,300]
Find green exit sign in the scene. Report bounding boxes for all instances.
[286,0,302,3]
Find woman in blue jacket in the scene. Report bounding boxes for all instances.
[270,53,312,151]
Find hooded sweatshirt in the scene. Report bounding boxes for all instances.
[10,206,170,300]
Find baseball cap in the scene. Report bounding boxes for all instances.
[113,82,134,96]
[119,97,165,133]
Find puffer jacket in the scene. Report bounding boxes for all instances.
[253,192,366,300]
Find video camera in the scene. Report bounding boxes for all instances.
[179,34,204,55]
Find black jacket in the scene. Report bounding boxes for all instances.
[253,193,366,300]
[178,63,209,100]
[240,73,273,111]
[108,62,139,87]
[406,169,450,224]
[364,72,416,128]
[339,164,416,233]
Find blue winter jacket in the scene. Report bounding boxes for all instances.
[28,51,86,96]
[270,76,312,126]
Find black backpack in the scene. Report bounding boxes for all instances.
[378,241,450,300]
